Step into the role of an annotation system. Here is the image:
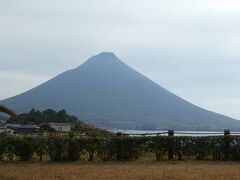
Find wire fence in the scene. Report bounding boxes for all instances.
[3,130,240,138]
[120,130,240,137]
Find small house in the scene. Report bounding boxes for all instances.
[49,123,71,132]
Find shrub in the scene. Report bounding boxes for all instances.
[148,136,167,161]
[223,135,232,160]
[193,137,211,160]
[68,138,82,161]
[115,136,145,161]
[82,137,99,161]
[13,138,33,161]
[208,137,223,160]
[33,138,46,161]
[0,135,6,160]
[5,137,14,161]
[47,137,66,161]
[98,138,116,161]
[174,137,191,160]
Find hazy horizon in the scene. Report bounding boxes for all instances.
[1,0,240,120]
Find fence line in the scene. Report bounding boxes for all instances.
[7,130,240,138]
[120,129,240,137]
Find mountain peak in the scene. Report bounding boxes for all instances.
[89,52,119,61]
[79,52,123,69]
[97,52,116,57]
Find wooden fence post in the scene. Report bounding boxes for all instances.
[116,132,122,161]
[224,129,230,160]
[168,130,174,160]
[224,129,230,136]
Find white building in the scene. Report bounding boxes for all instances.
[49,123,71,132]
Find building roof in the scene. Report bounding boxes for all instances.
[6,124,21,128]
[21,124,40,129]
[6,124,40,129]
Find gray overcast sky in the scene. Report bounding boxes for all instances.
[1,0,240,119]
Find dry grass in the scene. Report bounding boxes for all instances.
[0,161,240,180]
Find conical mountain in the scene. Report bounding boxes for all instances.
[1,52,240,130]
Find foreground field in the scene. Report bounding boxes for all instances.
[0,161,240,180]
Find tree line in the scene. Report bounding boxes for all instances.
[7,109,78,124]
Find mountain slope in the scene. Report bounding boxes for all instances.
[1,52,240,130]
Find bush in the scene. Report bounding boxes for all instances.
[68,138,82,161]
[33,138,46,161]
[98,138,116,161]
[0,135,6,160]
[82,137,99,161]
[13,138,33,161]
[47,137,66,161]
[4,137,14,161]
[120,137,147,160]
[208,137,224,160]
[193,137,211,160]
[174,137,191,160]
[223,135,232,160]
[229,137,240,160]
[148,136,167,161]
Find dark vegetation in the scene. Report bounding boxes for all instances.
[0,135,240,162]
[6,109,113,137]
[7,109,78,124]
